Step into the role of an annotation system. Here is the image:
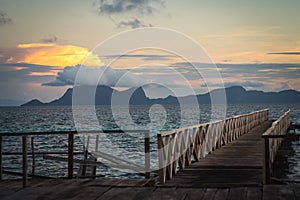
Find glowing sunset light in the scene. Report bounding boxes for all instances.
[17,43,56,48]
[29,71,61,77]
[17,43,104,67]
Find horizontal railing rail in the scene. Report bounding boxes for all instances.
[0,129,150,188]
[262,110,290,184]
[157,109,269,183]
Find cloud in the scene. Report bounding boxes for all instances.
[201,81,266,88]
[0,11,12,26]
[118,18,152,28]
[105,53,174,61]
[95,0,165,28]
[0,63,55,72]
[40,35,58,44]
[96,0,164,15]
[268,52,300,55]
[0,43,104,67]
[43,65,144,87]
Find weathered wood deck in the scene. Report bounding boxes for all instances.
[161,120,273,187]
[1,178,300,200]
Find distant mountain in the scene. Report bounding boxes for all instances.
[21,85,300,106]
[21,99,44,106]
[21,85,155,106]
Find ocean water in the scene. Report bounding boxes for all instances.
[0,104,299,181]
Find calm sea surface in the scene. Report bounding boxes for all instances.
[0,104,299,181]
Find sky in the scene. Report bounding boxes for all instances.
[0,0,300,104]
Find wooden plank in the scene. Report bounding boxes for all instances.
[246,187,262,200]
[98,187,155,200]
[293,185,300,200]
[278,186,295,200]
[263,185,282,200]
[62,186,110,200]
[49,186,109,200]
[214,188,229,200]
[184,188,205,200]
[148,188,186,200]
[202,188,217,200]
[227,188,246,200]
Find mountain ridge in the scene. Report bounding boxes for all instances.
[21,85,300,106]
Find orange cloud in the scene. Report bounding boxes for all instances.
[17,43,56,48]
[16,43,104,67]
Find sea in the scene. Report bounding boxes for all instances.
[0,104,300,182]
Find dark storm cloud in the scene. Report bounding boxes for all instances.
[0,11,12,26]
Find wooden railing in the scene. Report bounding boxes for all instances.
[262,110,290,184]
[0,130,150,188]
[157,109,269,183]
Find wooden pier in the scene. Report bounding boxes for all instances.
[1,109,299,199]
[160,120,272,187]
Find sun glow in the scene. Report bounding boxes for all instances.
[17,43,56,48]
[17,43,104,67]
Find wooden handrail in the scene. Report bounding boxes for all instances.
[262,110,290,184]
[0,129,147,136]
[0,129,150,187]
[157,109,269,183]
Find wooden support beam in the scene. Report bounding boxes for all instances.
[263,138,270,184]
[144,131,150,179]
[68,132,74,179]
[31,137,35,177]
[0,136,2,180]
[157,134,165,183]
[22,136,28,188]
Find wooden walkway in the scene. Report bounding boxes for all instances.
[161,120,273,187]
[1,109,297,199]
[1,120,299,199]
[1,178,300,200]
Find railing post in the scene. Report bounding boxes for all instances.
[144,130,150,179]
[22,136,28,188]
[157,134,165,183]
[68,132,74,179]
[31,137,35,177]
[0,135,2,180]
[263,137,270,184]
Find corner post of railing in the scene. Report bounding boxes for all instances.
[157,134,165,184]
[0,135,2,180]
[144,130,150,179]
[22,135,28,188]
[263,135,270,184]
[68,132,74,179]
